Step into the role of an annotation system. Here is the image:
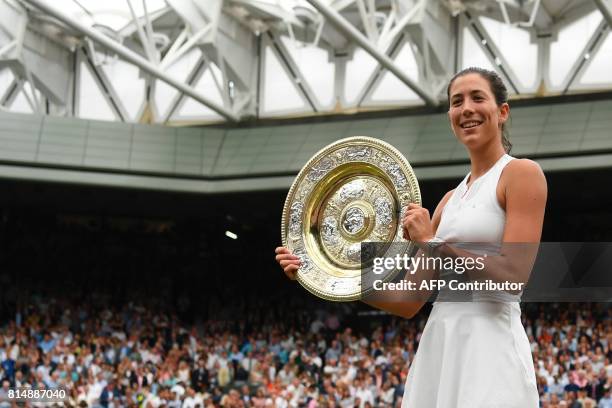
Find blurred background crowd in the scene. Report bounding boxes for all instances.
[0,213,610,408]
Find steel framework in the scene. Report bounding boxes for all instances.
[0,0,609,124]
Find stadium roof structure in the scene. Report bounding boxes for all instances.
[0,0,611,125]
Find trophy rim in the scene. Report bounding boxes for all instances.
[281,136,421,302]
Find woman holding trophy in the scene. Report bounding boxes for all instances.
[275,67,547,407]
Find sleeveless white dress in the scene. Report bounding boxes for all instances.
[401,154,539,408]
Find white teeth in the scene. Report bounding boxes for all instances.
[461,121,481,129]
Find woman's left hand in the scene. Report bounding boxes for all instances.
[402,203,435,244]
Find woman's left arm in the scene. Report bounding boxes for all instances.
[501,159,548,243]
[440,159,548,285]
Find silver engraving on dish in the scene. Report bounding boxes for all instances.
[307,157,335,182]
[339,180,365,202]
[344,146,372,161]
[289,201,304,238]
[342,207,366,235]
[321,216,339,245]
[374,197,393,227]
[386,162,407,187]
[346,243,362,262]
[294,249,313,271]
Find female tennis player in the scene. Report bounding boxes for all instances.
[275,67,547,407]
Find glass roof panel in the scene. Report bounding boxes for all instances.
[479,16,538,90]
[78,61,116,121]
[369,42,420,103]
[461,25,496,73]
[100,55,146,121]
[262,45,306,113]
[549,10,601,88]
[369,71,420,103]
[0,20,14,43]
[154,47,203,118]
[580,32,612,86]
[41,0,167,30]
[280,36,335,107]
[344,48,378,104]
[154,80,176,120]
[10,89,34,114]
[41,0,93,25]
[0,68,15,96]
[177,64,224,119]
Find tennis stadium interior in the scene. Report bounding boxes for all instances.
[0,0,611,406]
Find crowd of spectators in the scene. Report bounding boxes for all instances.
[0,214,611,407]
[1,296,610,407]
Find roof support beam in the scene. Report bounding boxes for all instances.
[126,0,157,63]
[356,33,405,106]
[306,0,439,107]
[17,79,38,112]
[160,25,211,70]
[80,47,130,121]
[561,19,609,93]
[0,78,20,107]
[463,12,522,94]
[23,68,42,113]
[356,0,378,43]
[594,0,612,28]
[266,32,321,112]
[162,57,208,122]
[377,3,422,50]
[0,41,16,58]
[23,0,239,122]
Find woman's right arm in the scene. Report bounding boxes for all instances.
[361,190,454,318]
[273,189,454,318]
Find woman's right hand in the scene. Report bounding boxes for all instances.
[274,247,300,280]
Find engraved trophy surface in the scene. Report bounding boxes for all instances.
[281,136,421,301]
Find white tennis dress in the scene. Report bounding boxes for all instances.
[401,154,539,408]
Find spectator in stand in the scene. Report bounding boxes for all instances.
[0,380,11,408]
[600,389,612,408]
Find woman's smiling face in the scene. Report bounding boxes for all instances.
[448,73,509,151]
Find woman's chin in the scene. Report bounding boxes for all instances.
[458,134,481,148]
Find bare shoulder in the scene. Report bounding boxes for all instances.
[438,189,455,209]
[503,158,546,182]
[499,159,547,242]
[499,159,547,209]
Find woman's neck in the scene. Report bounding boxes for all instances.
[467,143,506,180]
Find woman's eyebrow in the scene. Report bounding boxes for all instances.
[470,89,487,95]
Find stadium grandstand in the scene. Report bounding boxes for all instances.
[0,0,611,407]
